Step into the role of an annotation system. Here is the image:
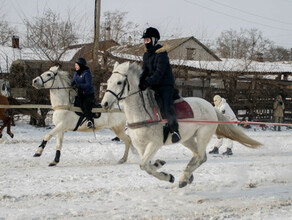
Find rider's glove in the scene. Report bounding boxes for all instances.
[72,84,80,89]
[138,80,149,91]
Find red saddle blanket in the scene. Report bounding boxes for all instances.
[174,100,194,119]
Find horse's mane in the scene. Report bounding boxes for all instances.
[127,62,142,84]
[49,66,71,87]
[58,70,72,86]
[49,66,76,101]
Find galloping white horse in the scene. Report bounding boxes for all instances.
[101,62,261,188]
[32,66,133,166]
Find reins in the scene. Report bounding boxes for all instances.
[105,71,140,110]
[38,69,76,105]
[105,70,156,121]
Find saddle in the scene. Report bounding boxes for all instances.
[153,89,194,120]
[149,90,194,143]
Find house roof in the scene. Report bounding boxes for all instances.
[109,36,221,61]
[162,36,221,61]
[108,51,292,75]
[0,45,79,73]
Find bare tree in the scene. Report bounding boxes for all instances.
[0,11,14,46]
[100,10,140,44]
[215,28,273,60]
[266,46,290,61]
[24,9,78,61]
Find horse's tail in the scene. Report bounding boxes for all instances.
[215,109,262,148]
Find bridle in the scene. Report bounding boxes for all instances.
[37,69,75,104]
[105,71,150,117]
[38,70,71,90]
[105,71,130,101]
[105,71,140,100]
[39,70,58,89]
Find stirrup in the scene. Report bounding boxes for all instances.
[86,120,94,129]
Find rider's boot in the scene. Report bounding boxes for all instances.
[172,129,181,143]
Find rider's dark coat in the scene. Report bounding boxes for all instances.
[140,44,174,90]
[140,44,178,132]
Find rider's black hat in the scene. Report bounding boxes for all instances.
[142,27,160,40]
[75,57,87,67]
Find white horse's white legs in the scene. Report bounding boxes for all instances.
[139,143,175,183]
[111,126,132,163]
[33,131,55,157]
[34,123,67,166]
[49,131,64,166]
[179,127,214,187]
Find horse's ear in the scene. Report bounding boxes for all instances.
[114,62,119,70]
[53,61,62,69]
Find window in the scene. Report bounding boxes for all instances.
[186,48,195,60]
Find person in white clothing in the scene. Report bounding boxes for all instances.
[209,95,237,156]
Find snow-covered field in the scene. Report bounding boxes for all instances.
[0,118,292,219]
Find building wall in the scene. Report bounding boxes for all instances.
[168,39,218,61]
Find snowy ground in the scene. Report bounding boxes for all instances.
[0,117,292,220]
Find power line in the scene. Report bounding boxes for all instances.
[183,0,292,32]
[207,0,292,26]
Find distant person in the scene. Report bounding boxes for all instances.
[273,94,285,131]
[71,57,95,129]
[209,95,237,156]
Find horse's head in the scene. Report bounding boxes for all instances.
[32,66,61,89]
[0,81,10,97]
[101,61,141,111]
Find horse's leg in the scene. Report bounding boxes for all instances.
[5,117,14,138]
[111,126,132,164]
[49,131,64,166]
[140,142,174,183]
[0,117,6,138]
[33,124,64,157]
[179,127,214,188]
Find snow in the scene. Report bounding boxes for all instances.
[110,51,292,75]
[0,46,80,73]
[0,118,292,219]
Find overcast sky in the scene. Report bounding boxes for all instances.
[2,0,292,49]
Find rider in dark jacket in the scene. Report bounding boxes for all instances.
[139,27,181,143]
[71,57,95,129]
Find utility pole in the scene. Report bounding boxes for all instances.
[92,0,101,100]
[93,0,101,62]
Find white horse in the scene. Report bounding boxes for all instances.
[101,62,262,188]
[32,66,133,166]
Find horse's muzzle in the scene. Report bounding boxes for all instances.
[32,77,42,89]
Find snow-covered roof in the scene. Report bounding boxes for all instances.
[0,46,80,73]
[110,52,292,74]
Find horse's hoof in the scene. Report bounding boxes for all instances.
[10,133,14,138]
[188,174,194,184]
[118,158,126,164]
[49,161,58,166]
[33,153,41,157]
[154,159,166,168]
[169,174,175,183]
[0,134,2,138]
[179,181,188,188]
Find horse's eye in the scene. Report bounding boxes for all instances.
[117,81,122,85]
[47,73,52,77]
